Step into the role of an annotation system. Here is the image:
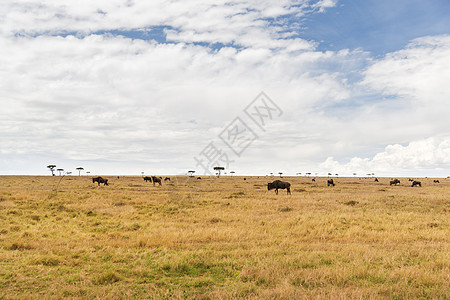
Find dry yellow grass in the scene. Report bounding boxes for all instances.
[0,175,448,299]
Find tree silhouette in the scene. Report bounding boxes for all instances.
[47,165,56,176]
[76,167,84,176]
[270,172,274,177]
[188,170,195,177]
[57,168,64,176]
[296,173,301,176]
[306,172,311,177]
[213,166,225,177]
[353,173,357,177]
[230,171,235,176]
[328,173,332,177]
[278,172,283,178]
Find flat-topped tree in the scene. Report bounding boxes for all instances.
[213,166,224,177]
[230,171,235,176]
[76,167,84,176]
[278,172,283,178]
[188,170,195,177]
[57,168,64,176]
[47,165,56,176]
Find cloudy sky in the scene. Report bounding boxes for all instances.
[1,0,449,177]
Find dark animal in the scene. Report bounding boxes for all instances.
[267,180,291,195]
[390,179,400,186]
[374,178,379,182]
[164,177,171,181]
[411,181,421,187]
[92,177,108,186]
[312,178,316,182]
[197,177,201,180]
[143,176,152,182]
[433,180,440,183]
[243,178,246,181]
[151,176,162,186]
[327,179,335,186]
[408,178,414,181]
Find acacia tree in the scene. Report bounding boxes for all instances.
[188,170,195,177]
[306,172,311,177]
[213,166,225,177]
[278,172,283,178]
[57,168,64,176]
[76,167,84,176]
[230,171,235,176]
[47,165,56,176]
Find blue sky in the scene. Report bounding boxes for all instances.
[301,0,450,55]
[89,0,450,56]
[0,0,449,176]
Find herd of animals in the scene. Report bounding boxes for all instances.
[90,176,442,195]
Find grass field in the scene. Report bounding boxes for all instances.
[0,175,448,299]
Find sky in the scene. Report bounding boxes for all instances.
[0,0,449,177]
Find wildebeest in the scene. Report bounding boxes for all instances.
[164,177,171,181]
[327,179,335,186]
[92,177,108,186]
[267,180,291,195]
[197,177,202,180]
[411,180,421,187]
[243,178,246,181]
[143,176,162,186]
[433,180,440,183]
[390,179,400,186]
[408,178,414,181]
[312,178,316,182]
[151,176,162,186]
[374,178,379,182]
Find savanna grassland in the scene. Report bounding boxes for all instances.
[0,175,448,299]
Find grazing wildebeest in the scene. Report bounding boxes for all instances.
[243,178,246,181]
[374,178,379,182]
[327,179,335,186]
[411,180,421,187]
[197,177,201,180]
[433,180,440,183]
[143,176,152,182]
[164,177,171,181]
[408,178,414,181]
[390,179,400,186]
[151,176,162,186]
[312,178,316,182]
[267,180,291,195]
[92,177,108,186]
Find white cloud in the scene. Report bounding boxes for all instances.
[319,136,450,176]
[362,35,450,105]
[0,0,336,51]
[0,1,449,176]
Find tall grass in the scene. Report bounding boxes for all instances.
[0,175,448,298]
